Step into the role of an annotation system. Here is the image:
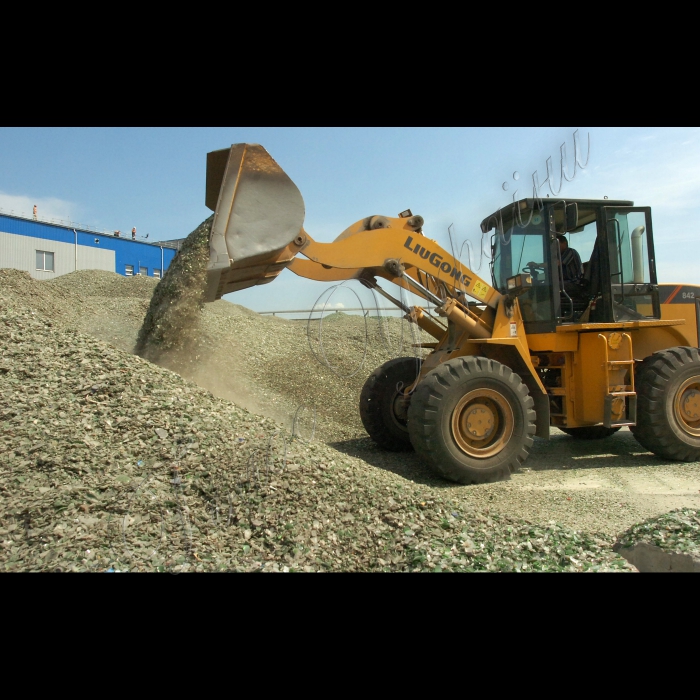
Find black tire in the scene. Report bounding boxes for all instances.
[407,356,536,484]
[630,346,700,461]
[359,356,422,451]
[560,426,621,439]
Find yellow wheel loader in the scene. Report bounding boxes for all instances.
[204,144,700,485]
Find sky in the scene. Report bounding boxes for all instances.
[1,127,699,313]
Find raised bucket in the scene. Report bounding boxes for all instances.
[205,144,305,301]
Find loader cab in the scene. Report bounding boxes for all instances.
[483,198,660,332]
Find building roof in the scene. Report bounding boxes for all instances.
[0,208,182,249]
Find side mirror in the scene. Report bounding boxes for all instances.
[549,201,579,234]
[566,203,578,230]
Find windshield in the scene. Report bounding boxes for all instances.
[492,211,553,324]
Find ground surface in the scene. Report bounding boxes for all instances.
[2,268,699,571]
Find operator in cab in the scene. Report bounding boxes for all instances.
[557,234,584,296]
[528,234,586,299]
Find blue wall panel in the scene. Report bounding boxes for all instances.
[0,214,178,277]
[0,214,76,244]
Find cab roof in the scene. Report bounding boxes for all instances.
[480,198,635,233]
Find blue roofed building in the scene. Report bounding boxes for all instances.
[0,210,183,281]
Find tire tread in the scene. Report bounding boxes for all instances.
[407,356,535,484]
[630,346,700,461]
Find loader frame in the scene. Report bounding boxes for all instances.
[204,143,700,484]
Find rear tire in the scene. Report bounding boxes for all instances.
[359,357,422,451]
[560,427,620,439]
[407,356,536,484]
[631,347,700,461]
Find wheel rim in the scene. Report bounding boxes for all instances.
[451,388,514,459]
[389,388,410,431]
[674,376,700,437]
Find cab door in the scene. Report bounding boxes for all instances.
[603,207,660,321]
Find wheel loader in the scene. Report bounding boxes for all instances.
[203,143,700,484]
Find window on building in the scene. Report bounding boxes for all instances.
[125,265,134,276]
[153,269,161,278]
[139,266,148,276]
[36,250,55,272]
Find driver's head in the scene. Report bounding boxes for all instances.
[557,234,569,252]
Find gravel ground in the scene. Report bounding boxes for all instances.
[0,268,157,354]
[615,508,700,555]
[0,302,632,572]
[2,265,700,571]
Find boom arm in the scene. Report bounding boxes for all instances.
[296,220,500,308]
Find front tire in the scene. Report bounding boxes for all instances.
[359,357,422,451]
[631,347,700,461]
[407,356,536,484]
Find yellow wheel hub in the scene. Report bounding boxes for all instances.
[451,389,514,459]
[674,377,700,436]
[465,404,495,439]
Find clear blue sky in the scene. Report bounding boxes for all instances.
[1,127,698,311]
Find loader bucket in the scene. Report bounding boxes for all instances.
[204,143,305,302]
